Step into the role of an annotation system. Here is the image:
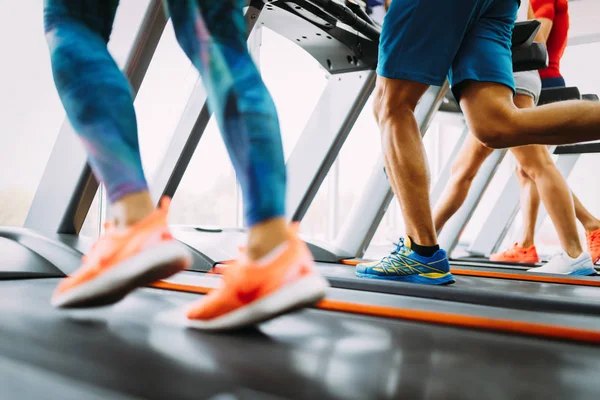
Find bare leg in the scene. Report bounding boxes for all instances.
[433,135,493,232]
[511,94,541,249]
[573,193,600,232]
[510,145,582,257]
[459,82,600,148]
[373,77,436,245]
[514,165,539,248]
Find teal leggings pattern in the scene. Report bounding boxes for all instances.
[43,0,286,226]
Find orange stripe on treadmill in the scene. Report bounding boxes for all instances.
[319,299,600,343]
[151,280,212,294]
[340,259,600,287]
[149,281,600,344]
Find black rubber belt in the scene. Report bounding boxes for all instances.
[326,276,600,316]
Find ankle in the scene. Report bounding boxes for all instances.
[247,218,289,261]
[564,244,583,259]
[408,236,440,257]
[110,191,155,229]
[519,239,535,249]
[584,219,600,233]
[407,231,437,247]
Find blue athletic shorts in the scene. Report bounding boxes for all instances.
[377,0,519,100]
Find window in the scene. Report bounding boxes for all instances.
[0,2,67,227]
[0,1,149,236]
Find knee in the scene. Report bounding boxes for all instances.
[516,153,554,181]
[450,159,478,187]
[468,107,521,149]
[372,80,423,125]
[515,163,531,181]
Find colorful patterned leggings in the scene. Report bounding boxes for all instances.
[43,0,286,226]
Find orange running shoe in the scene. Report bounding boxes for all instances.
[586,228,600,264]
[489,243,540,264]
[52,198,192,308]
[185,225,329,331]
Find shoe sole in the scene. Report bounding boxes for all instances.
[569,267,597,276]
[528,267,597,276]
[355,271,455,285]
[52,241,193,308]
[183,274,330,332]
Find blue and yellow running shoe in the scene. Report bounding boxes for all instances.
[356,238,455,285]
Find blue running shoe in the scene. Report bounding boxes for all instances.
[356,238,455,285]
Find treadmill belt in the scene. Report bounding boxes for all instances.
[315,263,600,315]
[2,279,600,400]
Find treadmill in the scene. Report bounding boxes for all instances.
[2,2,600,398]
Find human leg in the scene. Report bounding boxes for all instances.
[166,0,288,259]
[45,0,154,226]
[433,135,493,232]
[514,163,540,249]
[356,0,499,284]
[460,82,600,148]
[490,143,593,274]
[375,78,437,245]
[165,0,327,329]
[489,169,540,263]
[510,145,582,256]
[45,0,191,307]
[508,121,594,274]
[572,194,600,232]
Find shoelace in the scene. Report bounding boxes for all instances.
[376,239,409,267]
[391,239,405,255]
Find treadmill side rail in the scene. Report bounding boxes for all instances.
[287,70,376,221]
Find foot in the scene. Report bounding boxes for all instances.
[185,225,329,331]
[527,251,596,276]
[52,198,192,308]
[586,228,600,264]
[489,243,540,264]
[355,238,455,285]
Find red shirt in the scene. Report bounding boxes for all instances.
[531,0,570,79]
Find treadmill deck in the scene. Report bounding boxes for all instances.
[2,279,600,400]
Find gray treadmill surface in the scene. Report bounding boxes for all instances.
[316,263,600,314]
[2,279,600,400]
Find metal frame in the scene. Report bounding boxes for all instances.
[286,70,376,222]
